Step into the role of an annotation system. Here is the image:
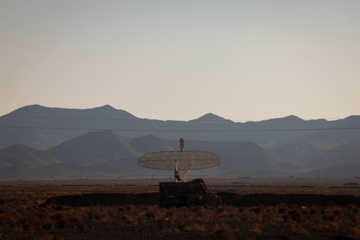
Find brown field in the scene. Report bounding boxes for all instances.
[1,178,360,240]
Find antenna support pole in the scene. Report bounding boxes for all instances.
[179,138,184,152]
[175,138,186,182]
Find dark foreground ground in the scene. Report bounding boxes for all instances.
[1,178,360,240]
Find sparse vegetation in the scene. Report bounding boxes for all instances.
[0,178,360,239]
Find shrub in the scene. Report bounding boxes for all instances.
[165,209,176,221]
[277,206,289,214]
[0,212,16,226]
[50,212,68,228]
[107,208,117,217]
[249,223,262,234]
[77,223,87,232]
[23,222,33,231]
[348,227,360,239]
[137,226,147,235]
[156,218,166,228]
[118,207,126,213]
[69,214,84,226]
[55,218,68,228]
[349,213,359,224]
[263,211,273,221]
[352,207,360,215]
[215,226,236,240]
[50,212,66,221]
[126,205,135,212]
[289,210,304,223]
[324,214,337,222]
[191,205,205,214]
[282,214,290,222]
[301,207,310,215]
[334,209,343,216]
[43,218,54,229]
[192,223,205,231]
[296,226,309,235]
[36,208,49,219]
[250,207,263,214]
[178,223,192,231]
[309,207,319,215]
[328,222,339,231]
[240,211,252,221]
[123,214,135,223]
[39,234,54,240]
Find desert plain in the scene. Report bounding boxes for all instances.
[1,177,360,240]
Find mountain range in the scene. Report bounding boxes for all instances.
[0,105,359,179]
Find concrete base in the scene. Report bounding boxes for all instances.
[159,178,221,208]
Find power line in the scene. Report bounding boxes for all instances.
[0,125,359,132]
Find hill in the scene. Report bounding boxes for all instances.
[48,131,142,166]
[0,144,61,166]
[0,131,299,179]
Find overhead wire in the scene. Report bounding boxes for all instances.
[0,125,359,132]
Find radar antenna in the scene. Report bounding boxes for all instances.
[137,138,220,182]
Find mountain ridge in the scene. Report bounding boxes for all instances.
[2,104,359,150]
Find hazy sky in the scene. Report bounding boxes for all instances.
[1,1,359,121]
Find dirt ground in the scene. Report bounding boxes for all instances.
[1,178,360,240]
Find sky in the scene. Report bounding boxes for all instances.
[1,1,359,122]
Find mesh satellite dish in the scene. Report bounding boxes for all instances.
[137,138,221,182]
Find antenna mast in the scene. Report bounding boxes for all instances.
[175,138,188,182]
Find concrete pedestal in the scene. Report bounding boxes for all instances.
[159,178,221,208]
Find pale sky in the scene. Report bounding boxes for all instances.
[1,1,359,122]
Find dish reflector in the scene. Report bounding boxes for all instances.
[137,151,220,171]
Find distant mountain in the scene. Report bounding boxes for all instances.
[48,131,142,166]
[0,144,61,167]
[0,131,300,179]
[270,139,360,167]
[0,105,138,150]
[1,104,359,150]
[129,135,175,153]
[190,113,232,122]
[305,142,360,169]
[8,104,137,120]
[0,130,360,179]
[270,139,345,163]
